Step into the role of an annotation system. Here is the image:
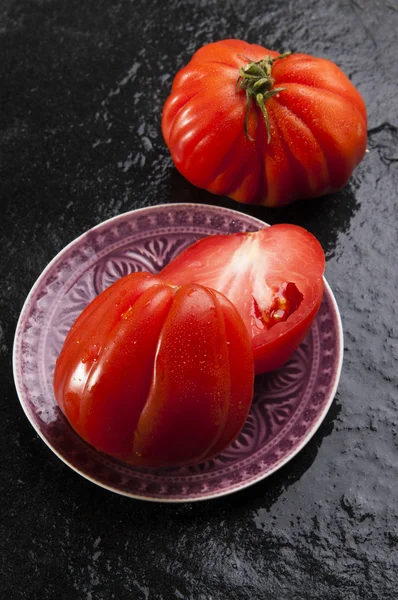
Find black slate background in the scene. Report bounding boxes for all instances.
[1,1,398,598]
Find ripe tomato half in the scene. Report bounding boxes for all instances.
[160,225,325,374]
[53,272,254,467]
[162,39,367,207]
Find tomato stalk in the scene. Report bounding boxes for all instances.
[236,52,291,143]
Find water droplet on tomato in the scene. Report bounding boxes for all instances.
[81,343,100,364]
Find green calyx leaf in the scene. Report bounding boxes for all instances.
[236,51,291,143]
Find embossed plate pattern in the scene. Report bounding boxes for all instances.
[13,204,343,502]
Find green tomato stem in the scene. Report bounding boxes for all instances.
[236,51,291,143]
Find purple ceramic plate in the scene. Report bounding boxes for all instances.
[13,203,343,502]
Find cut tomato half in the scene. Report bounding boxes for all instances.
[160,225,325,373]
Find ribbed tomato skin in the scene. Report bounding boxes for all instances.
[53,272,254,467]
[162,39,367,206]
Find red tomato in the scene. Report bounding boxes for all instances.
[162,39,367,207]
[53,272,254,467]
[160,225,325,373]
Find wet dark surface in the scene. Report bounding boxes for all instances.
[1,0,398,598]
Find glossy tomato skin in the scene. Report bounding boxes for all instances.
[53,272,254,467]
[162,39,367,207]
[160,225,325,374]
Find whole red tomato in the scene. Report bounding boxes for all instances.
[162,39,367,206]
[53,272,254,467]
[160,225,325,373]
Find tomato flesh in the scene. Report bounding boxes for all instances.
[53,272,254,467]
[252,282,304,329]
[159,225,325,374]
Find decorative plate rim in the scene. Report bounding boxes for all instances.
[13,203,344,503]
